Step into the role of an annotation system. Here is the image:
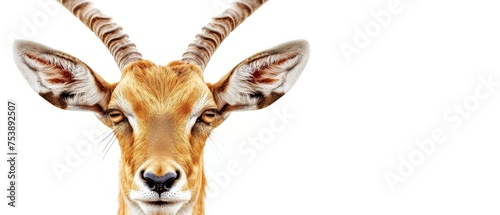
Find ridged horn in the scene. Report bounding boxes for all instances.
[182,0,268,70]
[58,0,142,70]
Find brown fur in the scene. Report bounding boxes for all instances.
[109,60,218,214]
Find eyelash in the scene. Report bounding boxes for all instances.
[105,109,127,125]
[197,109,217,125]
[104,109,217,127]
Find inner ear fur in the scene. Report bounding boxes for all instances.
[210,39,310,114]
[13,40,114,113]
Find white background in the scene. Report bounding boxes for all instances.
[2,0,500,214]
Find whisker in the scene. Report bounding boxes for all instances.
[100,130,117,161]
[99,129,116,144]
[211,130,235,148]
[207,132,228,168]
[95,128,114,142]
[101,136,116,161]
[80,128,114,152]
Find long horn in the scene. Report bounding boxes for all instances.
[58,0,142,70]
[182,0,268,70]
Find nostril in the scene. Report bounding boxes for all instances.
[175,170,180,180]
[142,171,178,193]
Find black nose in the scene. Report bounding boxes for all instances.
[142,171,178,193]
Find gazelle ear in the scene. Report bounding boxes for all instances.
[13,40,114,113]
[210,40,309,115]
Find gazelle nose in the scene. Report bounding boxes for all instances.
[142,171,179,193]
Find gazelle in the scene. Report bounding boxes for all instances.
[13,0,309,214]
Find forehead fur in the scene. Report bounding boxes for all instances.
[112,60,211,117]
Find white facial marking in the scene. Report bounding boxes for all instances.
[186,91,212,131]
[113,92,139,132]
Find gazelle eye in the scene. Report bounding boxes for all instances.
[108,110,125,124]
[200,109,216,124]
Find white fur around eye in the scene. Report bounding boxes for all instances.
[186,92,213,131]
[111,92,139,132]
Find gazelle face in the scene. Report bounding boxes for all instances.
[13,39,309,214]
[13,0,309,214]
[108,60,216,213]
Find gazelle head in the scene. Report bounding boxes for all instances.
[13,0,309,214]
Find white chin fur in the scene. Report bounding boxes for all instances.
[129,189,192,215]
